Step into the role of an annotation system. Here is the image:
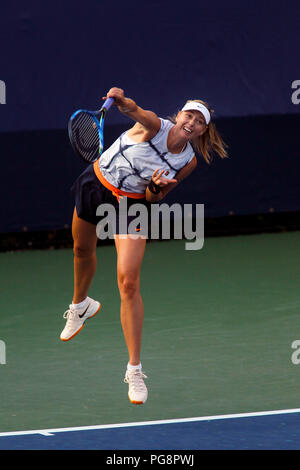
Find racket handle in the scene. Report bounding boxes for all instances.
[101,97,115,111]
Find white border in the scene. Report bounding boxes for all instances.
[1,408,300,437]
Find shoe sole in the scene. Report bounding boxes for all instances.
[128,393,147,405]
[60,303,101,342]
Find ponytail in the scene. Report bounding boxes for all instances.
[190,100,228,163]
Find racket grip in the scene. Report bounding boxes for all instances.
[101,97,115,111]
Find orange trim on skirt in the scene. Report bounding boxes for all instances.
[93,161,145,202]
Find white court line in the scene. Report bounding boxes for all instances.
[1,407,300,437]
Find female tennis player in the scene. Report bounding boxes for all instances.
[60,87,227,405]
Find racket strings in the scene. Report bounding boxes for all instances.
[71,112,102,162]
[74,113,99,151]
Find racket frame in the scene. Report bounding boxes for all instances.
[68,97,115,163]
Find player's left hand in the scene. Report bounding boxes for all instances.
[152,169,177,187]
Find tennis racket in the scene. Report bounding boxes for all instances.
[68,97,114,163]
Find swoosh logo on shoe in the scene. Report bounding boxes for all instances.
[78,303,90,319]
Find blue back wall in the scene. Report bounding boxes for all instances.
[0,0,299,232]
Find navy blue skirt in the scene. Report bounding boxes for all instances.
[71,165,150,235]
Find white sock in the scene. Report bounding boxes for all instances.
[127,362,142,371]
[72,297,88,309]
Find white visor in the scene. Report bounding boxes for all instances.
[181,101,210,125]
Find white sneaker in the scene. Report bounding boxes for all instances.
[60,297,101,341]
[124,368,148,404]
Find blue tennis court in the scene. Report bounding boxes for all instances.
[1,409,300,450]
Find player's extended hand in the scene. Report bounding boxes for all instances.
[102,87,136,114]
[152,169,177,187]
[102,87,126,106]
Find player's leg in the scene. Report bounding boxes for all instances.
[60,207,100,341]
[72,207,98,303]
[114,234,148,404]
[115,234,146,365]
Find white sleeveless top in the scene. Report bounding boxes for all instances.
[95,118,195,194]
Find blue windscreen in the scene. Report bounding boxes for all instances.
[0,0,299,132]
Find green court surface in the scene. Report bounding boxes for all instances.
[1,231,300,433]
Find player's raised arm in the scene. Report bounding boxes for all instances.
[103,87,161,134]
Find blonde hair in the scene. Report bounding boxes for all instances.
[169,99,228,164]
